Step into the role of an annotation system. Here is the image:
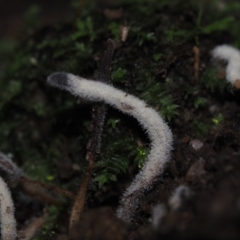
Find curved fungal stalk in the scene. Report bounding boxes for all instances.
[47,72,173,222]
[212,44,240,88]
[0,176,17,240]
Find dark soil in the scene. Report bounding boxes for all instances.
[0,0,240,239]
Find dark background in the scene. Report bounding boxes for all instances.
[0,0,75,38]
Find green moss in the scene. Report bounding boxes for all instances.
[93,117,148,188]
[0,0,238,182]
[191,114,211,136]
[107,22,121,43]
[201,67,231,92]
[0,0,240,236]
[1,0,237,187]
[111,67,127,82]
[72,17,96,41]
[201,17,235,34]
[212,113,224,125]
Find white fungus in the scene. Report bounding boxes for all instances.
[47,72,173,222]
[0,176,17,240]
[212,44,240,88]
[190,139,203,150]
[169,185,191,211]
[152,203,166,229]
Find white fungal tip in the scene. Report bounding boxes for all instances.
[212,44,240,86]
[152,203,166,229]
[169,185,191,211]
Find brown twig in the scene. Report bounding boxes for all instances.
[19,179,61,205]
[0,152,73,204]
[20,176,75,200]
[19,209,48,240]
[69,39,115,233]
[193,45,200,81]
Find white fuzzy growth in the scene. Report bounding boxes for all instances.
[50,73,173,222]
[152,203,166,229]
[0,176,17,240]
[169,185,191,211]
[212,44,240,85]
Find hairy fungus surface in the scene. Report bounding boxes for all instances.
[47,72,173,222]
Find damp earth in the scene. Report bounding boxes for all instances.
[0,0,240,239]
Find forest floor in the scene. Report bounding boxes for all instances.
[0,0,240,239]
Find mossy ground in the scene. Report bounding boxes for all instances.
[0,0,240,239]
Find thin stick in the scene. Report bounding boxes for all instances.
[20,176,75,200]
[0,152,74,203]
[193,46,200,82]
[20,209,48,240]
[69,39,115,232]
[19,179,61,205]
